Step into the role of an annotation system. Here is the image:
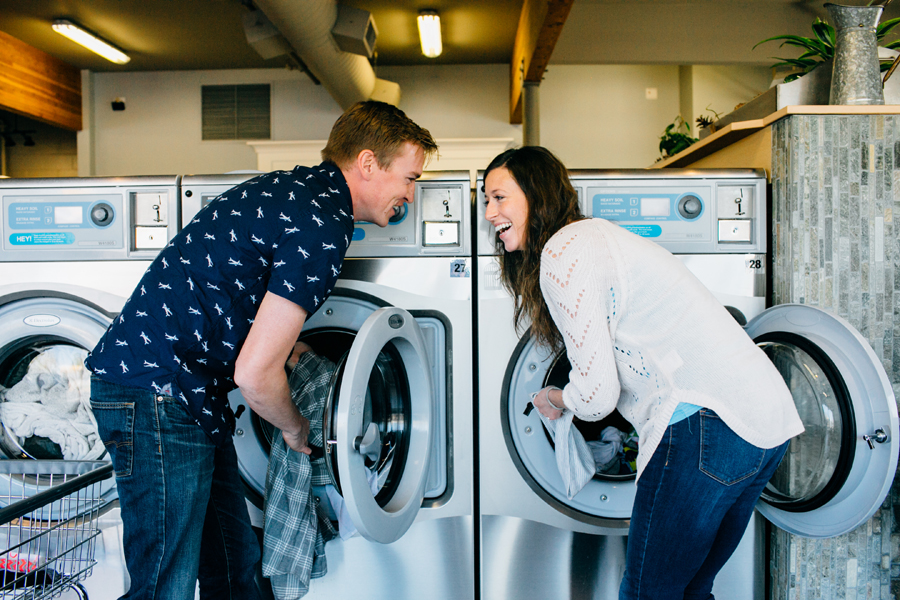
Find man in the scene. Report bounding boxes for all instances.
[86,101,438,599]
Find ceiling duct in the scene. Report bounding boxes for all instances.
[252,0,400,109]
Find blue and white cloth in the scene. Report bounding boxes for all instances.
[85,163,354,446]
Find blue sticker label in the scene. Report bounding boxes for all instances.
[450,259,470,278]
[352,228,366,241]
[9,232,75,245]
[621,225,662,238]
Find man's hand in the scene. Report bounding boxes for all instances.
[286,341,313,372]
[282,415,312,455]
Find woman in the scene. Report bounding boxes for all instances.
[482,146,803,600]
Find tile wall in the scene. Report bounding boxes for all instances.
[770,114,900,599]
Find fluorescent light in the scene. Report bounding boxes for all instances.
[417,10,442,58]
[52,19,130,65]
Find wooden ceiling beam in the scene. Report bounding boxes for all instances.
[0,31,81,131]
[509,0,574,125]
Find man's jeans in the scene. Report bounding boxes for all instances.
[620,409,789,600]
[90,377,262,600]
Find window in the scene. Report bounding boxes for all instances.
[201,84,270,140]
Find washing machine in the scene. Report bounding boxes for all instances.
[181,171,476,599]
[0,176,180,599]
[475,168,899,600]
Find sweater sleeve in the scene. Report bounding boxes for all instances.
[539,223,621,421]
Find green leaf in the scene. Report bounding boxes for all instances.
[773,56,820,69]
[811,20,836,52]
[877,17,900,39]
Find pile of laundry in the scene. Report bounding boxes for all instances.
[0,345,105,461]
[586,427,639,476]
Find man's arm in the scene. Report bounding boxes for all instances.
[234,291,311,454]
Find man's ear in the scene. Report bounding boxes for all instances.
[356,149,377,180]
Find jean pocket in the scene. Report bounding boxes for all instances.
[699,410,765,486]
[90,401,135,478]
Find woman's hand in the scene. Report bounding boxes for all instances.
[534,386,564,420]
[285,340,313,372]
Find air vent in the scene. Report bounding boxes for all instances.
[202,84,271,141]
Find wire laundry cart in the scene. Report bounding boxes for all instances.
[0,461,113,599]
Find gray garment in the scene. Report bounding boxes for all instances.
[263,351,338,600]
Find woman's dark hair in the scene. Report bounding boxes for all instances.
[483,146,584,350]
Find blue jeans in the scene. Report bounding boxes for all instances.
[90,377,262,600]
[620,409,789,600]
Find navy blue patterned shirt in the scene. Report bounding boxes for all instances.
[86,163,354,446]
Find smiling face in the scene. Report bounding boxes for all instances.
[484,166,530,253]
[356,142,425,227]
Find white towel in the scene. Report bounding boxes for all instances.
[0,346,105,460]
[534,395,595,499]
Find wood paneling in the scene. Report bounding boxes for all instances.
[0,31,81,131]
[509,0,573,124]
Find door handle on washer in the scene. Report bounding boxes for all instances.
[354,422,382,462]
[864,428,889,449]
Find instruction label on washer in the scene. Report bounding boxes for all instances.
[450,259,470,278]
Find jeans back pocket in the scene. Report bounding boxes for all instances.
[699,410,765,486]
[90,402,135,479]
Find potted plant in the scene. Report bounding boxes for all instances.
[657,116,697,161]
[754,13,900,83]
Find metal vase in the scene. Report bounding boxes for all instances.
[826,3,885,105]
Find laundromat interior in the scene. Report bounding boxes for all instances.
[2,1,900,598]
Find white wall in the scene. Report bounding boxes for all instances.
[86,68,341,176]
[540,65,681,168]
[80,63,766,176]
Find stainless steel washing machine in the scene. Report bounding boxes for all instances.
[475,169,899,599]
[181,171,476,599]
[0,175,180,599]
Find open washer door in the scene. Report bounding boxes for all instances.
[745,304,899,538]
[324,306,434,544]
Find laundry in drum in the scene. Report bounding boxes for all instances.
[0,345,104,461]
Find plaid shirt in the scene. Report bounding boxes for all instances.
[263,351,338,599]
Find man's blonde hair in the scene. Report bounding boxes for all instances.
[322,101,438,170]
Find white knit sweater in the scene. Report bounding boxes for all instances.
[540,219,804,479]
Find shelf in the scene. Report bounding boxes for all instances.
[651,105,900,169]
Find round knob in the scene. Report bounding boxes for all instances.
[90,202,115,227]
[389,203,407,223]
[677,195,702,219]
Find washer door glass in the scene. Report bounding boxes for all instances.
[756,335,852,511]
[327,307,434,543]
[0,298,117,514]
[747,304,899,538]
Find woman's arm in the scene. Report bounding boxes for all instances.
[539,223,621,420]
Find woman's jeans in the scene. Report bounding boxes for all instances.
[620,409,789,600]
[90,377,262,600]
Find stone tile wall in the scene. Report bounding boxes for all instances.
[770,114,900,599]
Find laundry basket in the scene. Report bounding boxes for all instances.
[0,461,113,599]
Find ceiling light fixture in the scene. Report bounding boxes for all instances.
[417,10,442,58]
[52,19,131,64]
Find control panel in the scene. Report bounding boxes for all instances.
[0,176,179,262]
[476,169,767,256]
[573,169,766,253]
[181,171,472,258]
